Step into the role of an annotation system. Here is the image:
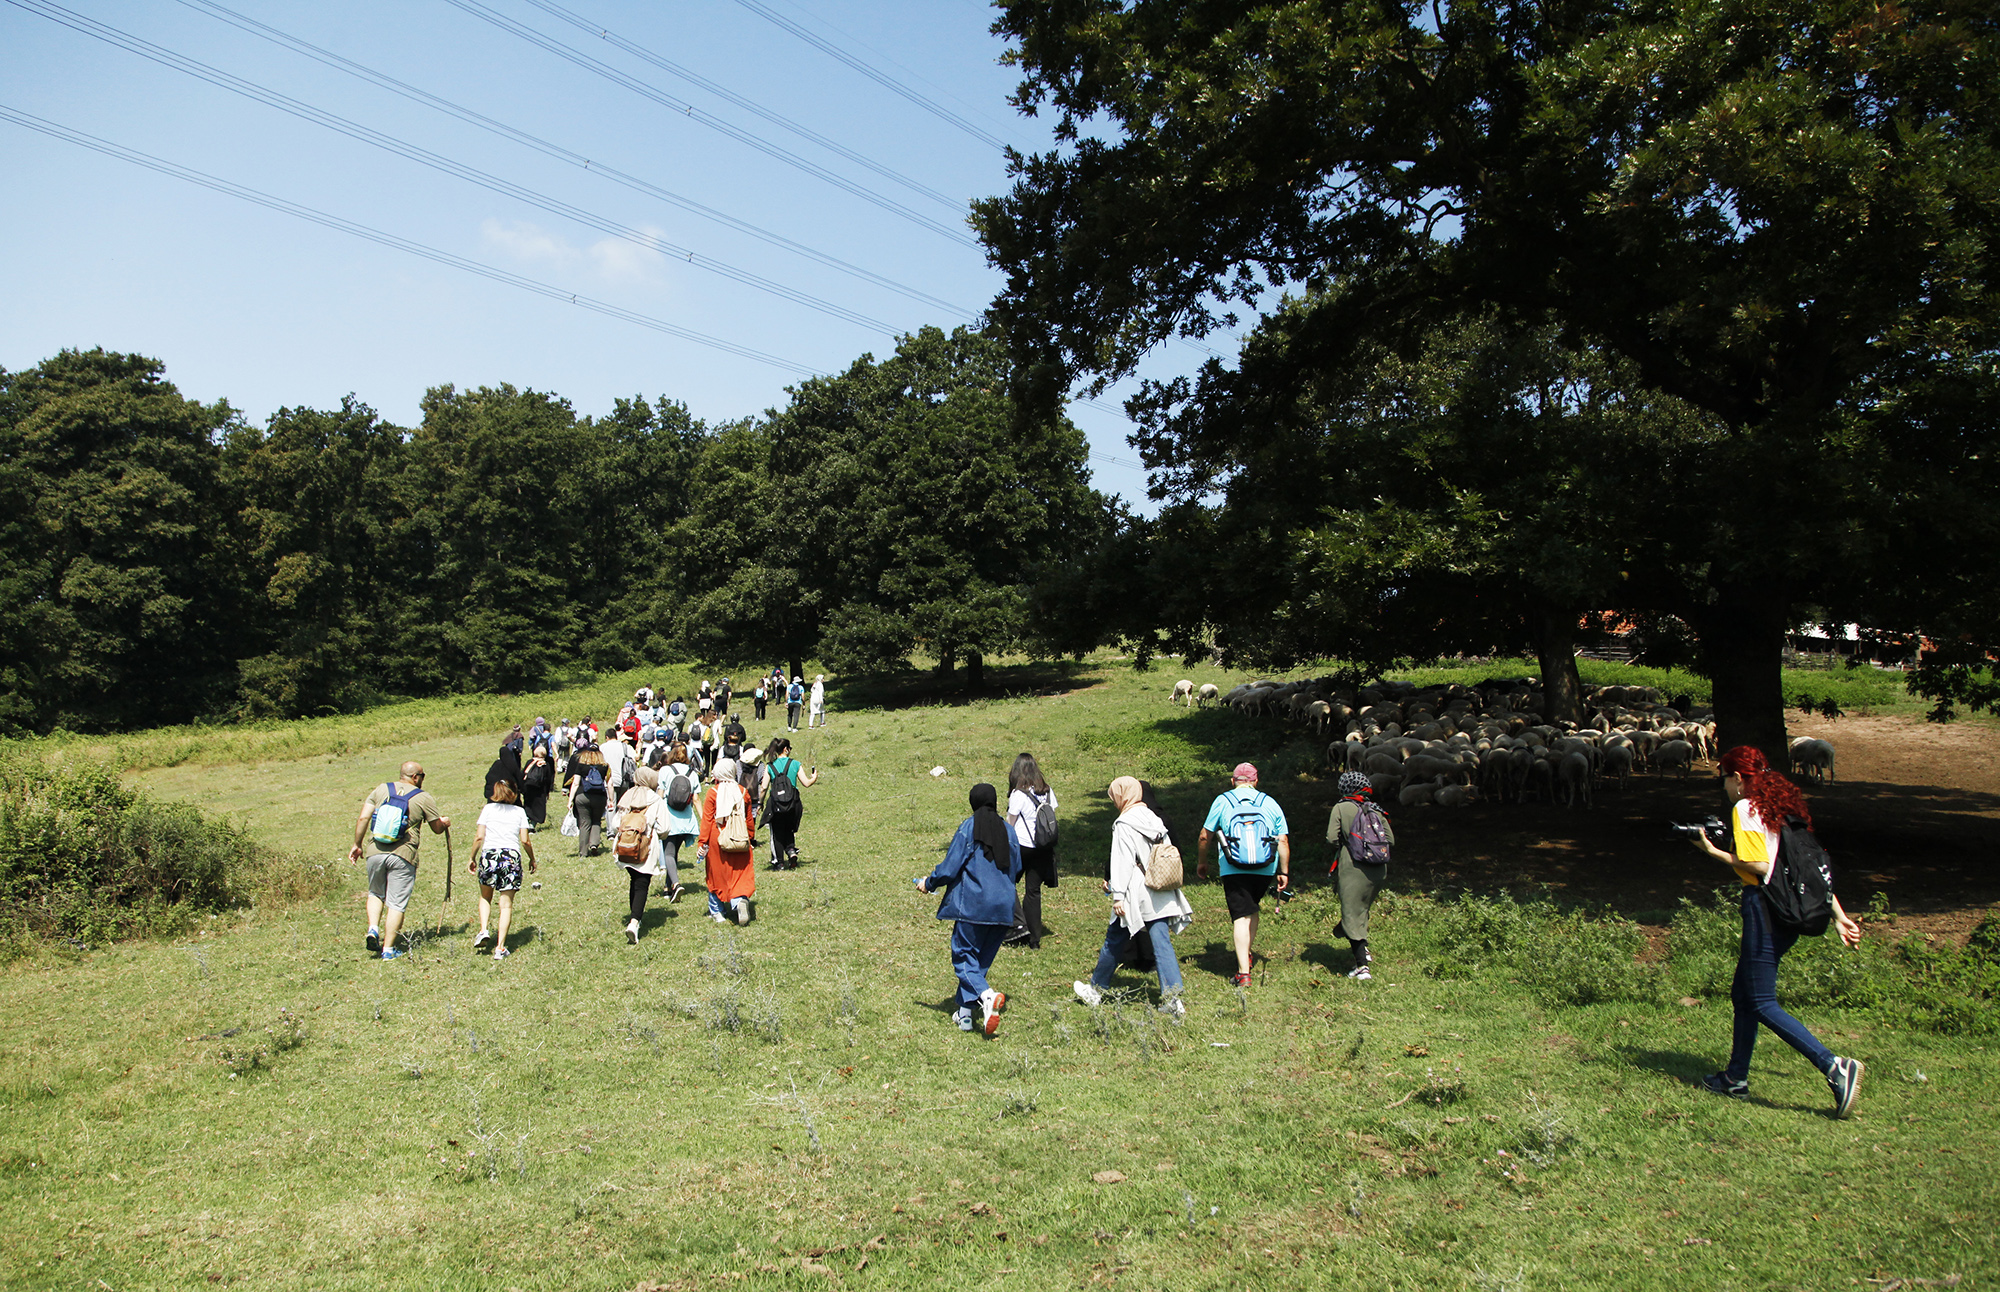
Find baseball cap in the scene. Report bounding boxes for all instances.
[1231,762,1259,782]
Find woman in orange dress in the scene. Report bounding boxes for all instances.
[698,758,759,924]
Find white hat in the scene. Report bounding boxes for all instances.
[741,747,763,765]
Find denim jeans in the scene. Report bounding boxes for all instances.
[1726,887,1835,1083]
[1091,917,1183,995]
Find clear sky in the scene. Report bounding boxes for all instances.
[0,0,1207,508]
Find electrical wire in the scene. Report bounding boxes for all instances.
[731,0,1011,154]
[0,104,821,376]
[7,0,902,335]
[517,0,962,211]
[438,0,981,248]
[169,0,979,321]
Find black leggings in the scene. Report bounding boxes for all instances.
[627,867,650,923]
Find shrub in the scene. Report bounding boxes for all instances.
[1432,893,1657,1007]
[0,757,334,946]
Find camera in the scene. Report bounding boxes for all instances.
[1669,815,1730,849]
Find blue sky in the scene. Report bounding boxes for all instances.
[0,0,1208,508]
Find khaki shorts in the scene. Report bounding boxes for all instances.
[366,852,418,912]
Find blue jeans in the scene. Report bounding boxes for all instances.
[1091,917,1184,995]
[1726,888,1834,1083]
[950,921,1007,1012]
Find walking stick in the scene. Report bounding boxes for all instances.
[439,824,455,936]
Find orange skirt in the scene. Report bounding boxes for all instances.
[706,847,756,902]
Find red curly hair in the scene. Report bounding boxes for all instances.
[1717,746,1811,831]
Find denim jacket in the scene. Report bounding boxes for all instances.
[926,816,1023,926]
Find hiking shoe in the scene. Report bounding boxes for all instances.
[979,989,1006,1037]
[1231,972,1252,988]
[365,926,381,953]
[1158,997,1187,1019]
[1700,1072,1750,1100]
[1073,980,1103,1007]
[954,1008,976,1033]
[380,947,407,961]
[732,898,751,926]
[491,946,510,961]
[625,919,640,945]
[709,911,728,924]
[1347,964,1373,981]
[472,929,494,951]
[668,884,684,904]
[1828,1056,1865,1119]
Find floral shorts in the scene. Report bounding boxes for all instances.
[477,848,524,892]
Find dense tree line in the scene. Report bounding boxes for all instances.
[0,329,1104,734]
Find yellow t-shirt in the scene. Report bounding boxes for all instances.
[1731,798,1778,885]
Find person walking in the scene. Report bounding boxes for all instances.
[485,727,524,804]
[602,727,635,802]
[1006,752,1059,948]
[469,780,535,958]
[348,761,450,960]
[753,676,769,721]
[519,744,555,832]
[698,758,759,925]
[1326,771,1396,980]
[760,736,818,869]
[1073,776,1193,1015]
[786,675,804,731]
[1693,746,1866,1116]
[915,783,1022,1036]
[612,765,666,943]
[650,742,698,904]
[1195,762,1290,987]
[565,742,611,857]
[809,674,827,728]
[715,676,732,717]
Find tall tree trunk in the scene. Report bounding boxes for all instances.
[1698,587,1791,768]
[965,649,985,689]
[789,657,804,686]
[1534,607,1585,727]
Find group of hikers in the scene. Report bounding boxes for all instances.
[347,696,1865,1118]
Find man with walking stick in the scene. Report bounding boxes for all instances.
[349,761,451,960]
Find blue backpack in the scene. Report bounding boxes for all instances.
[368,782,421,849]
[1223,796,1278,872]
[580,763,606,794]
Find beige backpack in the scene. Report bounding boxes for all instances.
[1143,840,1184,890]
[716,782,751,851]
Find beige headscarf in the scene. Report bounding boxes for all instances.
[635,765,659,790]
[1108,776,1143,812]
[712,759,739,784]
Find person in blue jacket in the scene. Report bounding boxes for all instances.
[916,782,1023,1037]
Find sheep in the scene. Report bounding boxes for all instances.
[1306,699,1334,733]
[1398,776,1446,808]
[1368,770,1406,800]
[1524,754,1557,803]
[1557,751,1594,809]
[1600,742,1636,789]
[1435,783,1480,808]
[1197,682,1220,708]
[1790,737,1836,782]
[1171,679,1195,706]
[1654,739,1696,777]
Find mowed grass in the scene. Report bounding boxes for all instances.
[0,659,1994,1290]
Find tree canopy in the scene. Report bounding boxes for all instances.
[976,0,2000,755]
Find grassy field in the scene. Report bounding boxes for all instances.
[1,657,1993,1290]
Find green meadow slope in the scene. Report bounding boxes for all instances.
[1,659,1993,1290]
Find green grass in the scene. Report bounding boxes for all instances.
[0,656,1994,1290]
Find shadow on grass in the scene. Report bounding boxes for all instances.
[1619,1045,1834,1115]
[827,660,1112,714]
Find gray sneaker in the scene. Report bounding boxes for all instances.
[1828,1056,1865,1119]
[954,1008,975,1032]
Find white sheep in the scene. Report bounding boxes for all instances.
[1558,751,1593,809]
[1790,737,1836,782]
[1197,683,1220,708]
[1601,742,1636,789]
[1171,679,1195,707]
[1654,739,1696,778]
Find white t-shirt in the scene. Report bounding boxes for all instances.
[1008,786,1057,849]
[1732,798,1780,883]
[476,802,531,855]
[810,681,825,710]
[601,739,632,783]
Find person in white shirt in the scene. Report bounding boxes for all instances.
[809,675,828,728]
[469,781,535,959]
[1006,751,1059,948]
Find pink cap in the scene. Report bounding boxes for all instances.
[1231,762,1259,782]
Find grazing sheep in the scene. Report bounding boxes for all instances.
[1790,737,1836,782]
[1306,699,1333,733]
[1654,739,1696,777]
[1368,771,1405,800]
[1398,777,1445,808]
[1557,751,1594,809]
[1171,679,1195,706]
[1197,682,1220,708]
[1435,783,1479,808]
[1601,742,1636,789]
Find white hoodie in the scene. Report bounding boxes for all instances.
[1109,802,1195,935]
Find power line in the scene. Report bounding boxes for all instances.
[9,0,903,335]
[0,104,823,376]
[731,0,1011,154]
[169,0,979,322]
[438,0,981,248]
[517,0,963,211]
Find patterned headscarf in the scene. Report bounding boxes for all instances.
[1338,771,1372,798]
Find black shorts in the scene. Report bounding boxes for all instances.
[1222,872,1273,920]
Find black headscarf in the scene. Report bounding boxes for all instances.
[969,782,1009,864]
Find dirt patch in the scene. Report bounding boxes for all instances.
[1355,713,2000,945]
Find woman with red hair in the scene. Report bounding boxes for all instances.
[1691,746,1865,1117]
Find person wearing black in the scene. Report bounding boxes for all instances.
[564,743,611,857]
[519,745,555,831]
[715,676,732,717]
[485,726,524,804]
[724,714,748,750]
[761,737,818,870]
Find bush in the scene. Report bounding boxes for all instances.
[0,757,334,946]
[1431,892,1658,1007]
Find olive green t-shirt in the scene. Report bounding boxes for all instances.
[361,781,443,864]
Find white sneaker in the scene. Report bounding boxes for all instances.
[625,918,640,944]
[1348,963,1372,981]
[1072,980,1103,1007]
[978,988,1006,1036]
[1159,997,1186,1018]
[709,910,728,923]
[732,897,750,926]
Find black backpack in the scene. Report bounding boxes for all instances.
[1765,816,1834,936]
[768,765,800,816]
[666,772,693,810]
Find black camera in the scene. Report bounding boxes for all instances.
[1669,815,1730,849]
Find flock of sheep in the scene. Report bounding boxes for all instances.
[1170,676,1837,809]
